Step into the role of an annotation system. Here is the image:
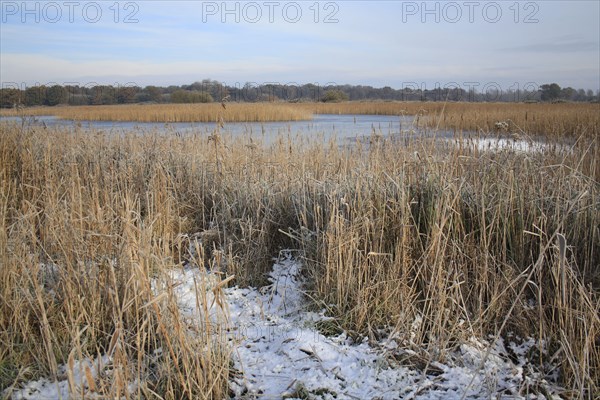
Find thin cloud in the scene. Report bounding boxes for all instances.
[1,2,598,89]
[502,35,599,53]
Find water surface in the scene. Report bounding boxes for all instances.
[2,114,437,144]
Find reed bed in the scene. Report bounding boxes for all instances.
[1,113,599,397]
[303,101,600,138]
[2,101,597,139]
[0,103,313,123]
[415,102,600,139]
[0,125,233,398]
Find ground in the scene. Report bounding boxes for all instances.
[9,253,565,400]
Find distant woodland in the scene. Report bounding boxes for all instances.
[1,80,598,108]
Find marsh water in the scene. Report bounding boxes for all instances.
[1,114,454,144]
[3,113,559,153]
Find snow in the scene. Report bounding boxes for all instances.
[6,253,565,399]
[449,137,572,154]
[220,253,564,399]
[10,355,113,400]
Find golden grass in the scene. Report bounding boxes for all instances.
[2,101,598,139]
[0,126,232,398]
[0,103,313,123]
[1,105,599,397]
[302,101,600,138]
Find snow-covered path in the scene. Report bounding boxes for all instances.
[220,254,558,400]
[226,256,419,399]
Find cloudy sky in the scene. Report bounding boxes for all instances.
[1,1,599,92]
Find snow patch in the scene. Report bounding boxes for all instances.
[10,355,113,400]
[7,255,566,400]
[450,137,572,154]
[221,254,562,399]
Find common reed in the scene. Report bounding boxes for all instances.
[0,111,598,397]
[303,101,600,138]
[2,101,597,139]
[0,103,313,123]
[0,125,232,398]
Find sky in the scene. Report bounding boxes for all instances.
[1,0,599,92]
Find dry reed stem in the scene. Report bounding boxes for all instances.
[0,116,598,397]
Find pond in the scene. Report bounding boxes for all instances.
[6,113,556,152]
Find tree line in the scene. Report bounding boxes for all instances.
[1,79,598,108]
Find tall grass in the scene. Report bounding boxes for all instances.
[1,115,598,397]
[0,103,313,123]
[303,101,600,138]
[299,139,599,397]
[0,125,232,398]
[3,102,598,139]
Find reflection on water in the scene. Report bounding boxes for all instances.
[1,114,438,144]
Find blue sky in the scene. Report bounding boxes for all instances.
[1,1,599,92]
